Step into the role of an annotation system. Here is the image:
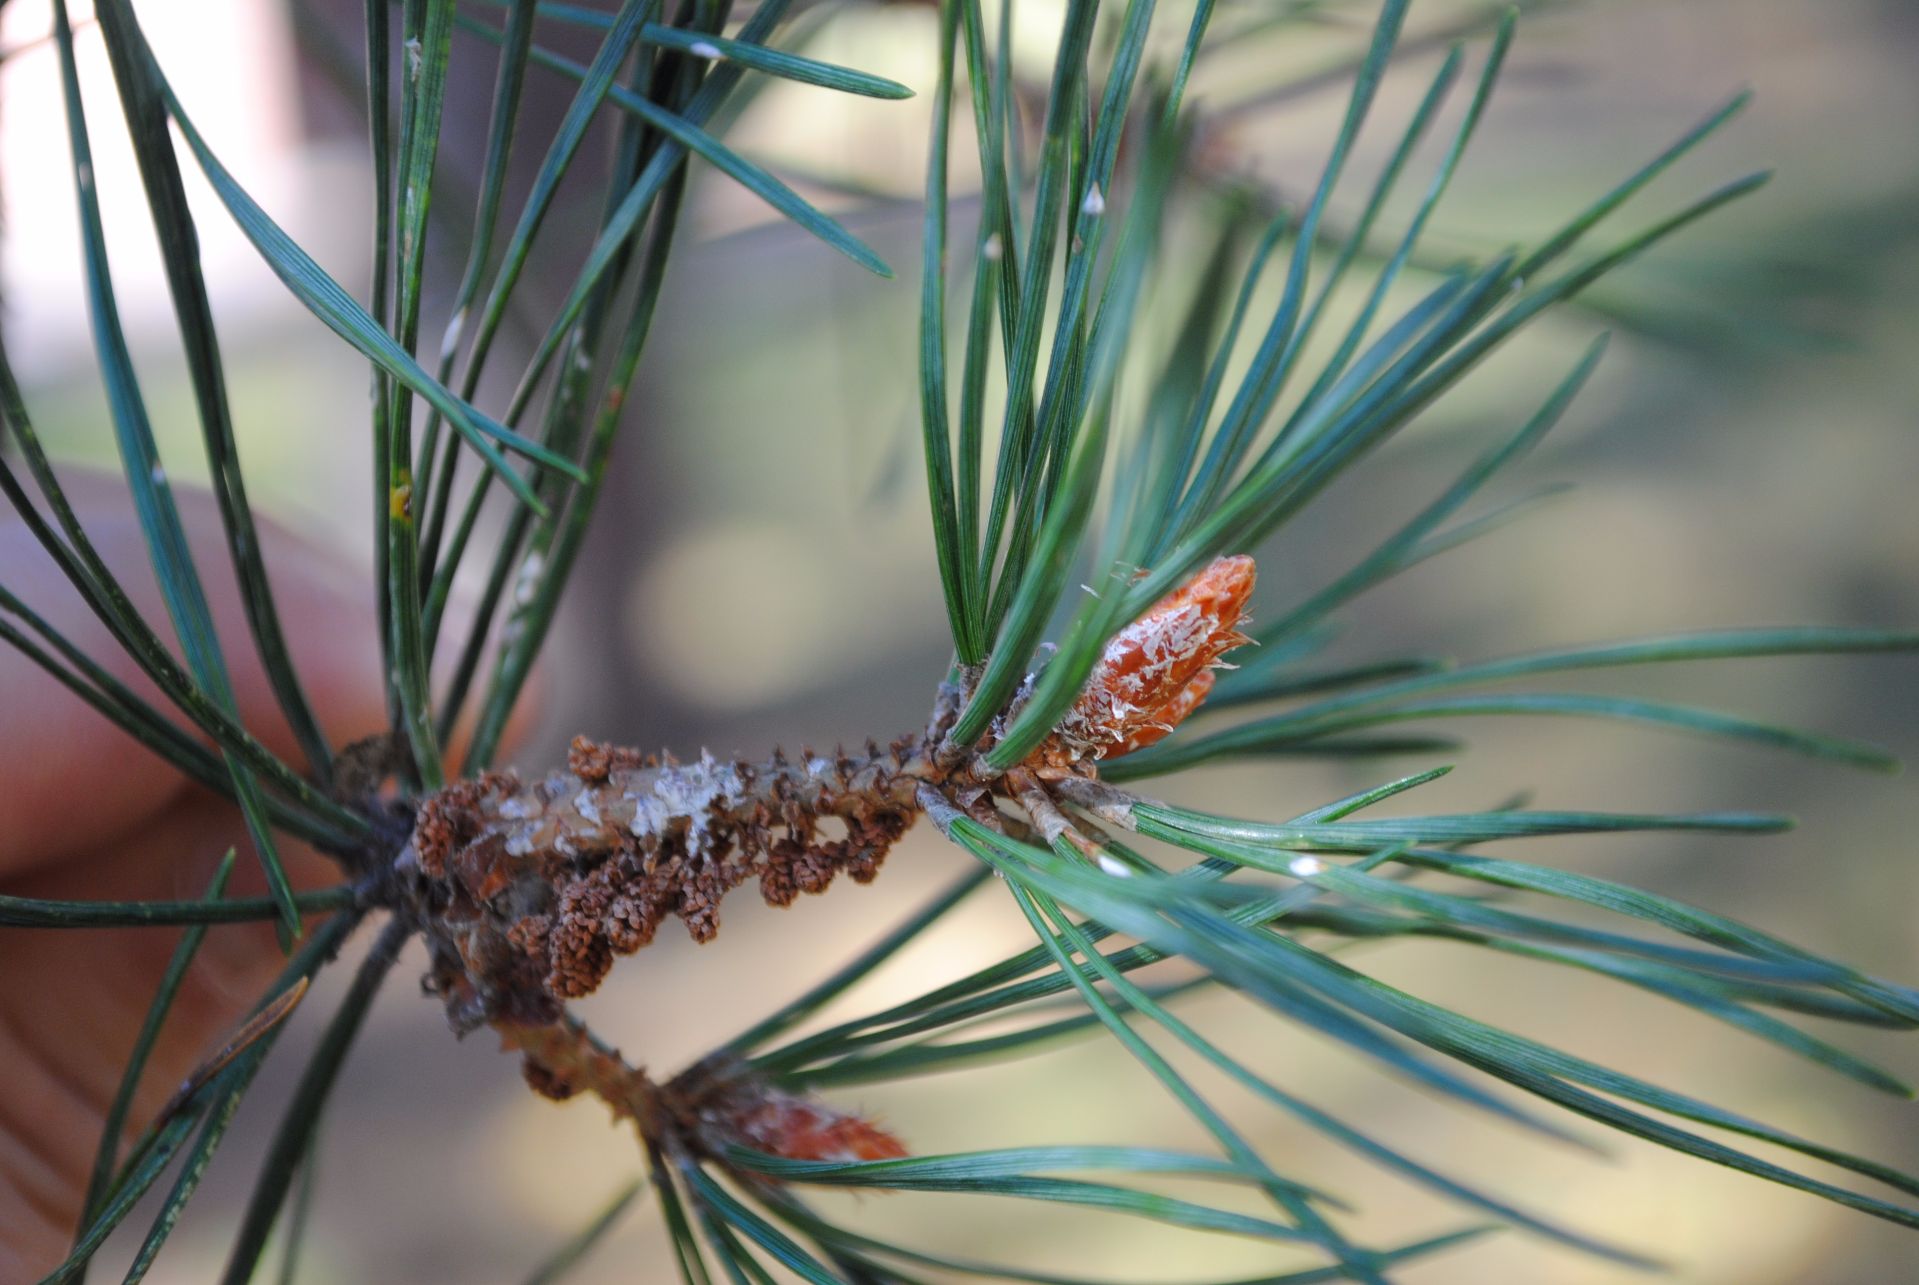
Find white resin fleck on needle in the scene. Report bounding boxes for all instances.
[514,552,545,608]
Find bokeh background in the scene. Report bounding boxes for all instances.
[3,0,1916,1279]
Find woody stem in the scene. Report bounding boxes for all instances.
[497,1015,664,1131]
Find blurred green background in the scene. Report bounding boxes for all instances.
[6,0,1916,1279]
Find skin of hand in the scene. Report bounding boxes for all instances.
[0,472,523,1275]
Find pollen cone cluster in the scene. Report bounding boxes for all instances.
[409,737,922,1029]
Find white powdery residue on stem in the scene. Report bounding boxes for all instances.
[631,753,749,851]
[574,789,603,827]
[626,787,674,840]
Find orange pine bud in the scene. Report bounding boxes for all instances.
[1038,554,1255,769]
[728,1090,909,1164]
[1106,668,1216,757]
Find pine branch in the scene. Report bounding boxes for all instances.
[2,0,1915,1277]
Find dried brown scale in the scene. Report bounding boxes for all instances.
[408,736,929,1031]
[498,1016,659,1123]
[566,735,658,783]
[410,772,517,879]
[520,1055,579,1103]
